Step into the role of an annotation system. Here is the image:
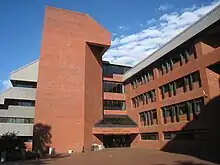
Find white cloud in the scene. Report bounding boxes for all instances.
[103,1,220,66]
[112,33,117,36]
[0,80,12,92]
[118,25,129,30]
[158,4,174,11]
[147,18,156,24]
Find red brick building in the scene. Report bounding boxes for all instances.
[0,6,220,158]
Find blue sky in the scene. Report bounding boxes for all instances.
[0,0,219,91]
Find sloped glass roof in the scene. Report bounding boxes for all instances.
[95,115,137,128]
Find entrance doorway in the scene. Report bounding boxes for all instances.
[103,135,131,148]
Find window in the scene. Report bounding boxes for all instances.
[178,103,187,115]
[139,109,157,126]
[0,117,34,124]
[103,81,124,93]
[5,99,35,107]
[152,110,157,119]
[163,131,194,140]
[130,69,154,89]
[176,78,184,89]
[141,133,158,140]
[103,63,131,76]
[132,90,156,108]
[193,98,204,115]
[189,74,193,90]
[194,129,209,140]
[132,98,136,108]
[163,132,176,140]
[192,72,202,87]
[17,100,35,107]
[150,90,156,102]
[139,112,145,122]
[160,83,175,99]
[175,130,195,140]
[103,100,126,110]
[164,130,207,141]
[14,81,37,88]
[172,54,181,64]
[183,77,189,92]
[162,107,171,117]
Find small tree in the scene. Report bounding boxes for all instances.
[0,132,26,153]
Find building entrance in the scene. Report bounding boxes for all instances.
[103,135,131,148]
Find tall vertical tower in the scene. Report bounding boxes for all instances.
[34,6,110,153]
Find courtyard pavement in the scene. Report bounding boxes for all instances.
[5,148,218,165]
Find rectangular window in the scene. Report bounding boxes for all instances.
[163,130,195,140]
[15,82,37,88]
[103,100,126,110]
[150,90,156,102]
[183,77,188,92]
[178,103,187,115]
[7,99,35,107]
[192,72,202,87]
[168,83,173,97]
[141,133,159,140]
[152,110,157,119]
[193,98,204,115]
[103,64,131,76]
[139,112,145,122]
[0,117,34,124]
[163,132,176,140]
[132,98,136,108]
[103,81,124,93]
[189,74,193,90]
[176,78,184,89]
[137,77,142,86]
[173,81,177,96]
[160,87,165,99]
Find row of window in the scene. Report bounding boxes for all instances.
[130,45,196,91]
[163,129,209,140]
[8,99,35,107]
[0,117,34,124]
[103,81,124,93]
[132,90,156,108]
[103,63,131,77]
[160,71,202,99]
[131,70,154,89]
[158,46,196,76]
[161,97,204,123]
[103,100,126,110]
[140,129,208,140]
[139,109,157,126]
[14,81,37,88]
[0,99,36,109]
[141,133,158,140]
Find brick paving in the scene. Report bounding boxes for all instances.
[5,148,218,165]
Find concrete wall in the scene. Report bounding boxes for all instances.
[0,106,34,118]
[0,87,36,104]
[0,123,33,136]
[10,60,39,82]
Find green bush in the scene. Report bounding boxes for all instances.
[0,132,25,153]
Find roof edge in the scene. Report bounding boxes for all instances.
[10,59,39,75]
[122,4,220,81]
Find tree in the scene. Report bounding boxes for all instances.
[0,132,25,153]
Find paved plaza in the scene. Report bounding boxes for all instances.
[5,148,218,165]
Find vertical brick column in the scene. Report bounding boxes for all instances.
[195,42,215,103]
[34,7,110,153]
[153,68,163,141]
